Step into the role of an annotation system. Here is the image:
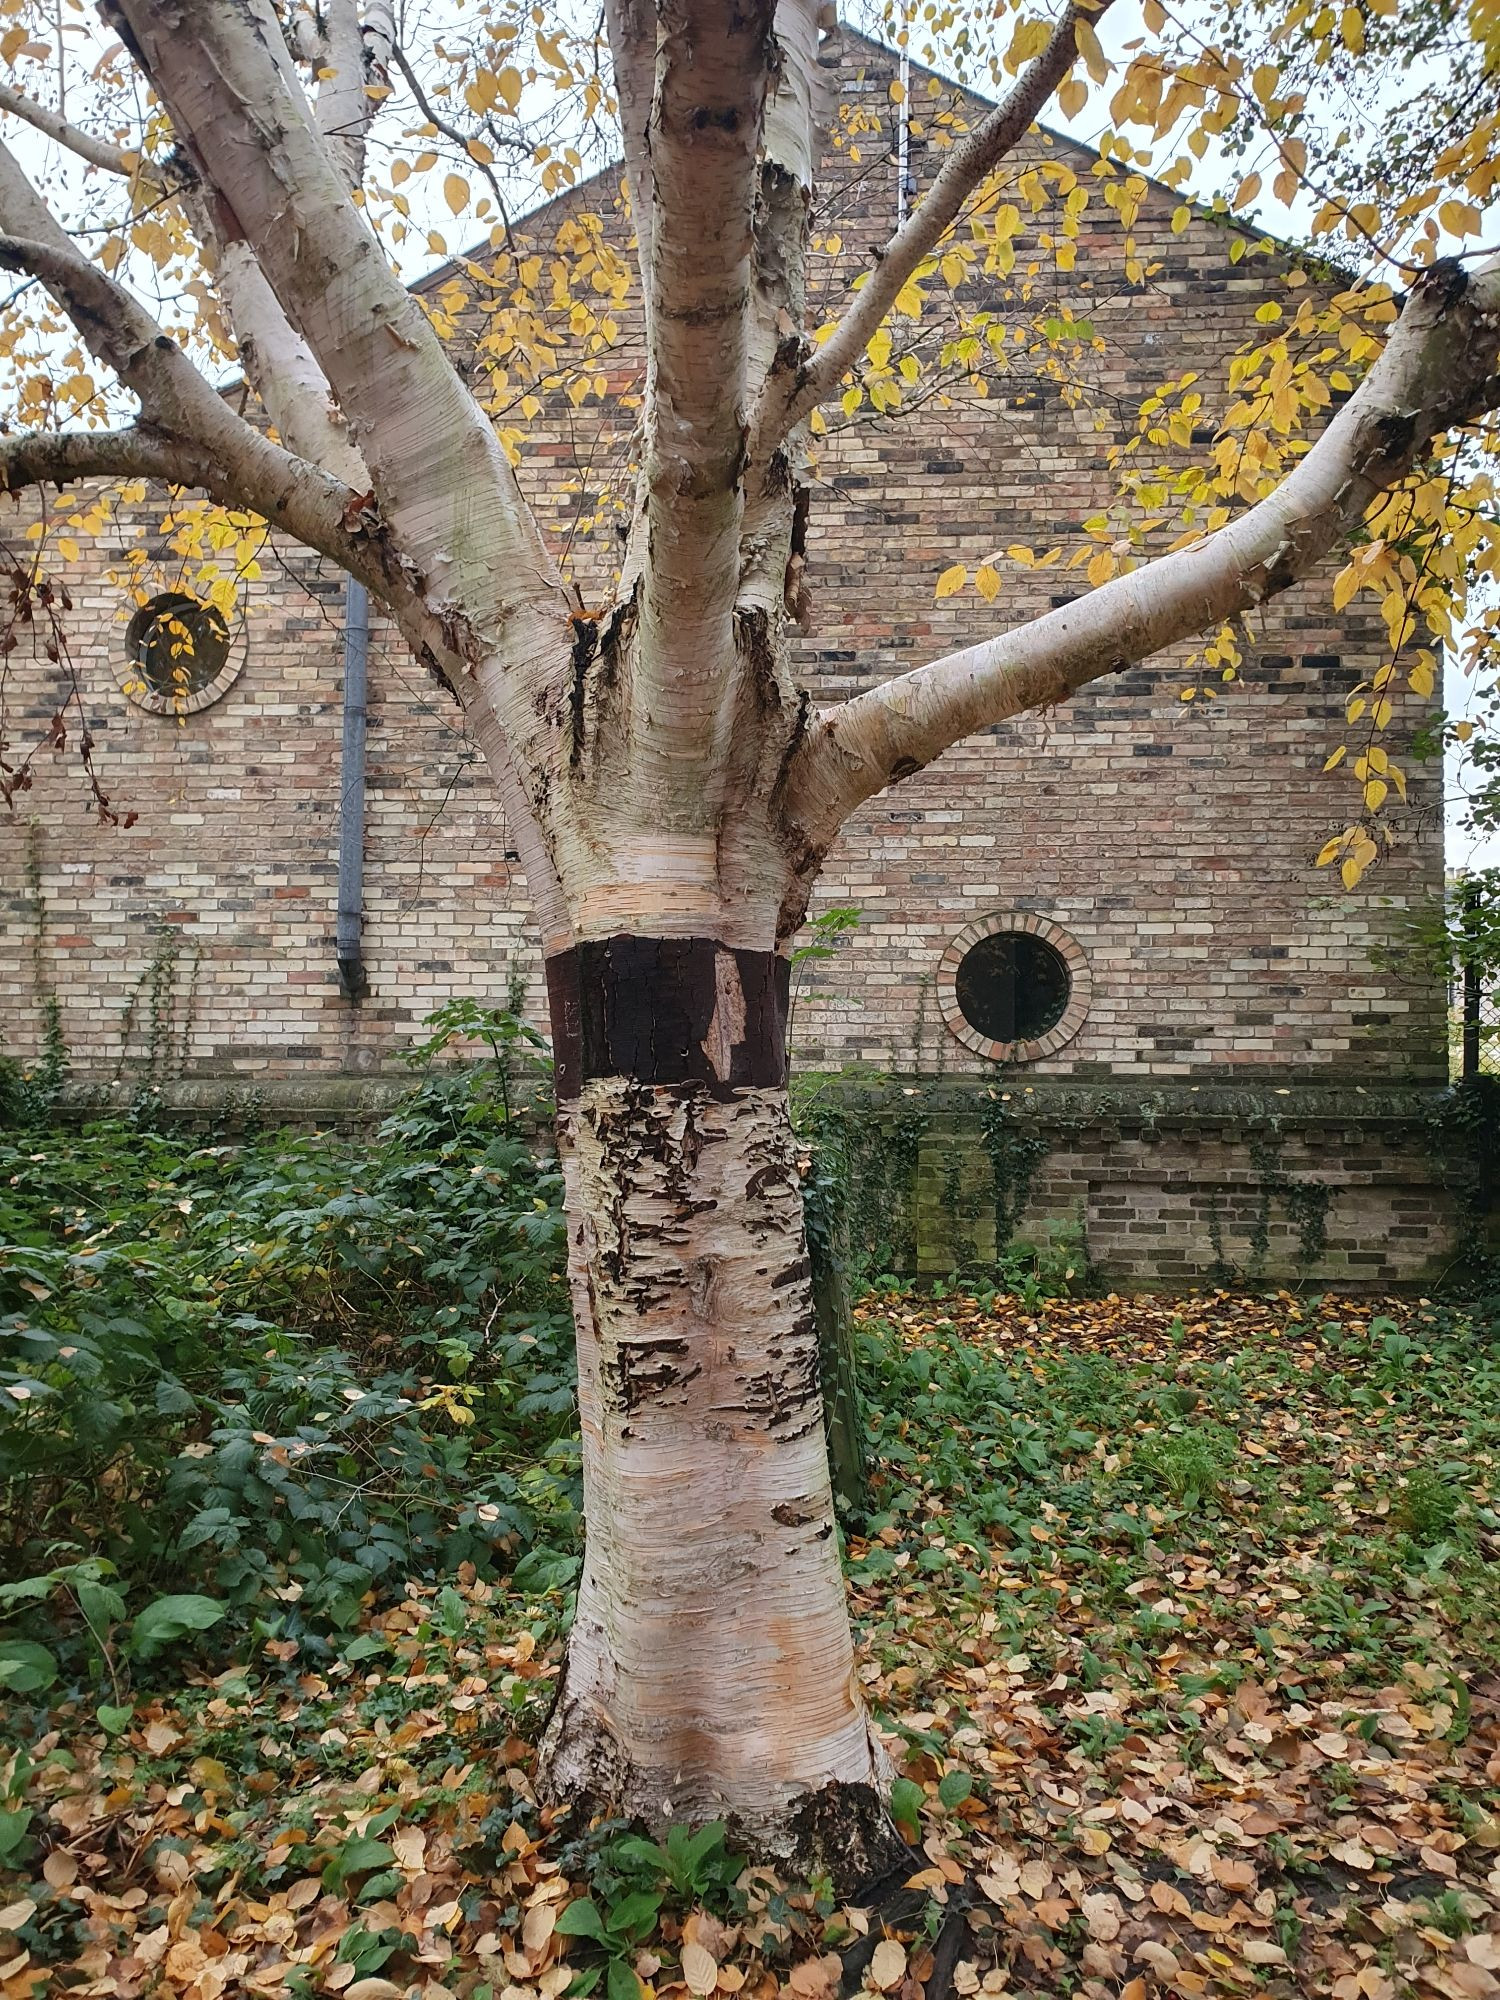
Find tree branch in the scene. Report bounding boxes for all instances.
[105,0,569,648]
[738,0,825,622]
[0,410,418,625]
[780,257,1500,849]
[0,79,141,180]
[749,0,1114,469]
[603,0,658,313]
[388,31,516,239]
[317,0,395,190]
[0,138,222,417]
[0,61,357,494]
[0,199,417,620]
[632,0,777,797]
[0,423,207,491]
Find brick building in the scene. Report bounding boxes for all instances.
[0,31,1457,1284]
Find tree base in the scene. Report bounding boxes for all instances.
[538,1690,906,1897]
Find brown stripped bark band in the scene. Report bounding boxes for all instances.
[544,936,790,1101]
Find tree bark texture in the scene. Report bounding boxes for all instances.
[537,939,897,1881]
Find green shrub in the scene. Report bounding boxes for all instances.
[0,1051,577,1660]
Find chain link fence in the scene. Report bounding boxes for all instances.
[1456,967,1500,1078]
[1453,873,1500,1078]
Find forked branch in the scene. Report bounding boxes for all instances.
[106,0,566,640]
[749,0,1115,467]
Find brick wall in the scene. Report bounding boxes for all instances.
[0,32,1457,1277]
[910,1089,1455,1286]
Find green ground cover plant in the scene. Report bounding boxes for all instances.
[0,1081,1497,1998]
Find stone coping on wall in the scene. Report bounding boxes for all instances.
[54,1073,437,1131]
[793,1072,1452,1133]
[47,1067,1454,1134]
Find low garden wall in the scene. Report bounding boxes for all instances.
[46,1068,1495,1290]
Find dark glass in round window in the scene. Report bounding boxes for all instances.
[955,931,1070,1043]
[127,592,230,699]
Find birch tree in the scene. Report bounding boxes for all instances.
[1,0,1499,1874]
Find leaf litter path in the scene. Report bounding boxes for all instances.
[4,1289,1499,2000]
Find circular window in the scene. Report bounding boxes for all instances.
[119,592,240,715]
[937,914,1090,1063]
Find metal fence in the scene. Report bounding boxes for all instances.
[1457,961,1500,1078]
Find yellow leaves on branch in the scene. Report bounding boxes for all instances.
[934,544,1063,601]
[1004,17,1057,72]
[1316,827,1380,893]
[465,67,524,118]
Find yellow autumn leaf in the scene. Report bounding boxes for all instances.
[1075,16,1108,80]
[1008,17,1053,67]
[975,564,1001,602]
[1439,198,1483,237]
[444,174,470,216]
[935,563,968,599]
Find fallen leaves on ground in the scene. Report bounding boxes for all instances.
[3,1289,1497,2000]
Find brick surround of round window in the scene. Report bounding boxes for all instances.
[937,914,1091,1064]
[117,592,242,717]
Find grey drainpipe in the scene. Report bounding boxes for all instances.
[336,577,370,1002]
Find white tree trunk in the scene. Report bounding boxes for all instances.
[536,940,897,1881]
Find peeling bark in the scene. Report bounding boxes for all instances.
[542,1075,890,1871]
[534,937,894,1877]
